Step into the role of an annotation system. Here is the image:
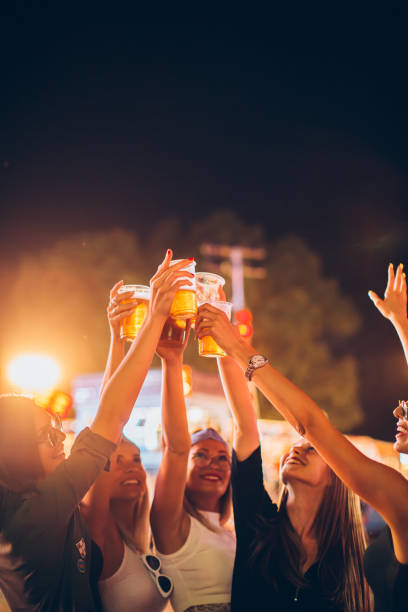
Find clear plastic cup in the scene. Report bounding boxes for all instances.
[118,284,151,341]
[196,272,226,305]
[198,300,232,358]
[160,317,189,346]
[169,259,197,320]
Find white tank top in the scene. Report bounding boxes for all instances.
[98,543,169,612]
[157,511,236,612]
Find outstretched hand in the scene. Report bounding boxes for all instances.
[149,250,194,320]
[195,302,241,356]
[369,263,407,325]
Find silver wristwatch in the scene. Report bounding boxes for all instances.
[245,354,268,381]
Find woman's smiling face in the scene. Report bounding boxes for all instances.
[108,439,147,502]
[186,439,231,499]
[393,401,408,454]
[280,438,331,489]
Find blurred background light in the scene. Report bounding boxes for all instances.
[7,353,61,393]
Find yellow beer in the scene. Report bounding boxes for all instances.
[169,259,197,320]
[198,300,232,359]
[118,284,151,342]
[160,317,188,346]
[199,335,226,358]
[170,290,197,320]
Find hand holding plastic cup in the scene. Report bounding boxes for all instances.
[118,284,151,341]
[198,300,233,358]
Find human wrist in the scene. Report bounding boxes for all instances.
[110,328,124,345]
[390,314,408,332]
[227,338,256,368]
[145,311,167,329]
[161,353,183,367]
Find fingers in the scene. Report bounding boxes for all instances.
[108,300,138,325]
[108,290,135,313]
[158,248,173,271]
[368,290,387,317]
[218,286,227,301]
[152,250,193,281]
[169,278,194,294]
[368,290,382,307]
[402,273,407,296]
[110,280,124,300]
[150,249,173,283]
[195,304,230,337]
[385,263,395,296]
[394,263,403,292]
[197,302,225,316]
[110,308,135,324]
[152,266,194,291]
[109,290,134,306]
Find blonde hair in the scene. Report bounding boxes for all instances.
[251,470,371,611]
[115,485,151,553]
[112,438,151,553]
[183,482,232,532]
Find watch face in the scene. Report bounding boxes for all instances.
[251,355,267,367]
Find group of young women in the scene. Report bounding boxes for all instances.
[0,250,407,611]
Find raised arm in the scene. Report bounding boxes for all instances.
[81,469,113,571]
[150,321,192,553]
[369,262,408,366]
[207,290,259,460]
[92,250,194,445]
[99,281,138,397]
[217,354,259,460]
[195,302,408,563]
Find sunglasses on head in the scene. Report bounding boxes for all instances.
[141,554,173,598]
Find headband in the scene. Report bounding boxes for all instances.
[190,427,229,449]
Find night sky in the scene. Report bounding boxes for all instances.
[1,6,408,439]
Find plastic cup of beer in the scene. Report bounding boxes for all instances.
[198,300,232,358]
[169,259,197,320]
[160,317,189,346]
[118,284,151,342]
[196,272,226,305]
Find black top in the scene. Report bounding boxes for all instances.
[0,427,116,611]
[364,524,408,612]
[230,446,345,612]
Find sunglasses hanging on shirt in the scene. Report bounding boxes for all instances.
[141,553,173,598]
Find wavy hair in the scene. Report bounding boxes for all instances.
[251,469,372,611]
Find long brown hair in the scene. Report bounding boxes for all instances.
[251,469,372,611]
[0,395,44,492]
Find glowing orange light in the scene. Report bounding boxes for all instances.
[238,323,253,338]
[35,390,73,419]
[235,309,253,324]
[7,354,60,393]
[235,309,253,338]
